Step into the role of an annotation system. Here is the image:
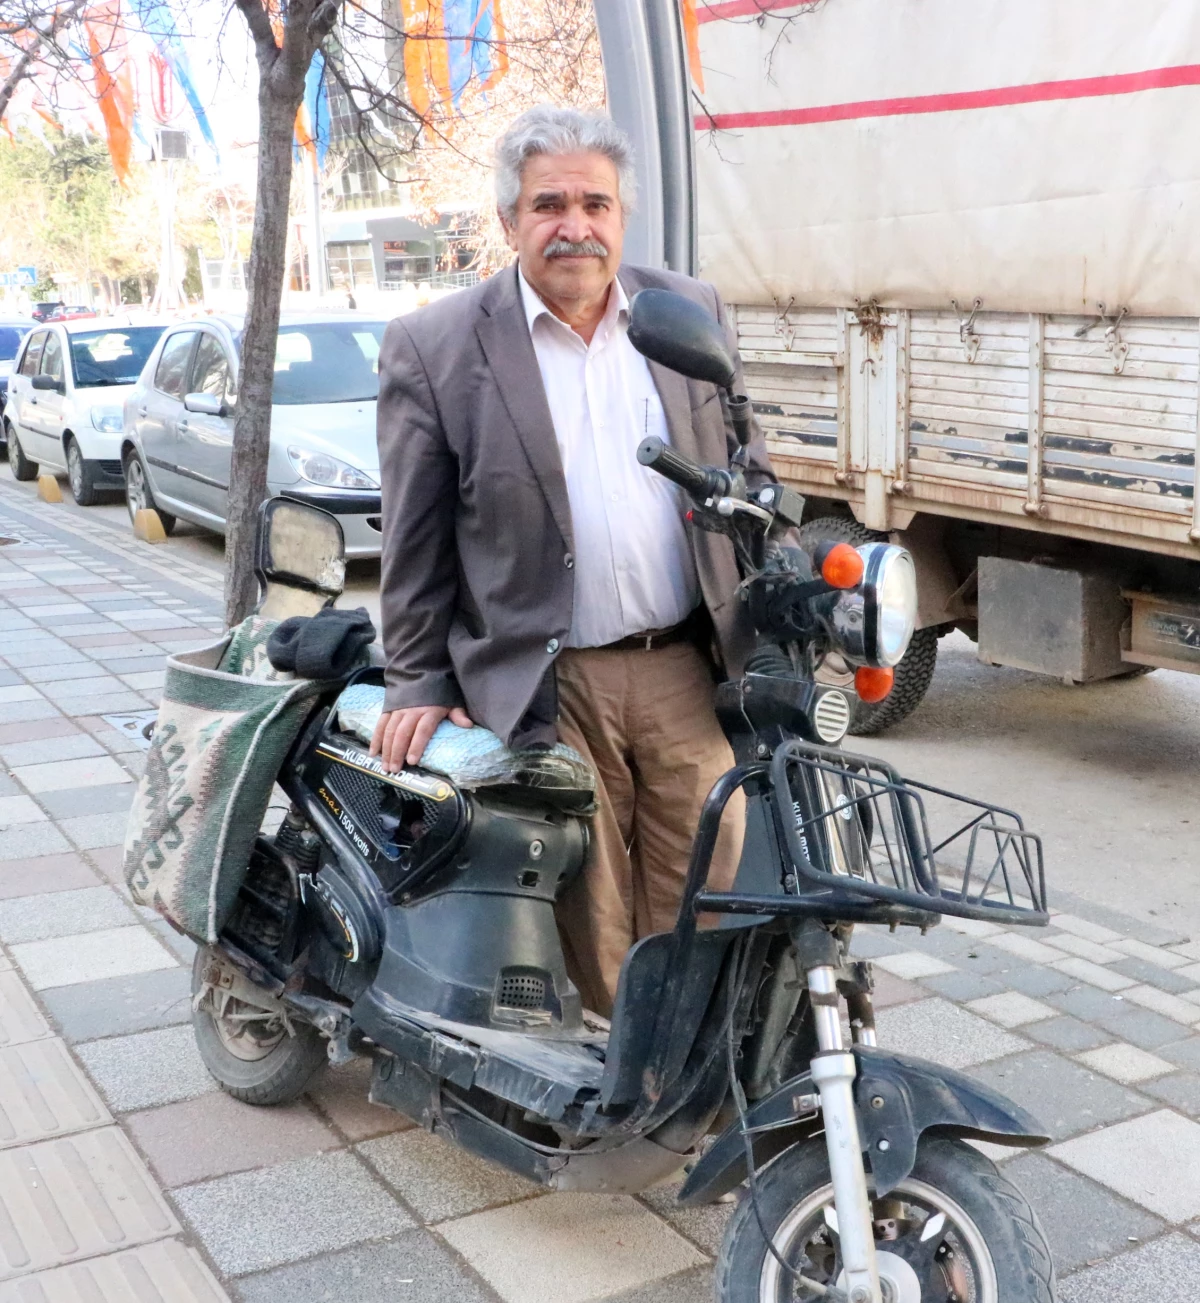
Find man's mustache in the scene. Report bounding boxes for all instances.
[543,238,609,259]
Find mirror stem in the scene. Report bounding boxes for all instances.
[727,391,753,449]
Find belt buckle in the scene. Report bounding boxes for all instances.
[644,633,654,651]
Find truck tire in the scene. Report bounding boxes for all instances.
[797,515,939,735]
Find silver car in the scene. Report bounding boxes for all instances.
[121,312,387,559]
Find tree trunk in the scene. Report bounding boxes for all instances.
[223,80,307,625]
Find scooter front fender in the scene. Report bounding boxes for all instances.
[677,1044,1048,1206]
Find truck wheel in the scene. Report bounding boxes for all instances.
[7,422,38,481]
[797,516,939,735]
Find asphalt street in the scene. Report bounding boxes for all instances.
[10,464,1200,940]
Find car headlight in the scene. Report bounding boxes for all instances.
[91,406,124,433]
[828,544,918,668]
[287,446,378,490]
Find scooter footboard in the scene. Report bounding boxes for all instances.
[677,1045,1049,1206]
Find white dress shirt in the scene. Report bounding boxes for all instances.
[519,270,700,648]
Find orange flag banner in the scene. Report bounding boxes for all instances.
[400,0,453,118]
[85,0,134,184]
[680,0,704,92]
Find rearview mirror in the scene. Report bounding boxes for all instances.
[627,288,736,390]
[31,374,64,394]
[254,496,346,620]
[183,392,228,417]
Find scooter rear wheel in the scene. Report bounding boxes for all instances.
[714,1135,1055,1302]
[191,947,328,1105]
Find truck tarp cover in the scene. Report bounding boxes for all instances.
[693,0,1200,317]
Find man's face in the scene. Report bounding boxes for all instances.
[502,151,625,308]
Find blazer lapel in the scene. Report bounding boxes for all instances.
[475,265,574,546]
[618,267,702,466]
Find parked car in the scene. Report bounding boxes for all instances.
[3,320,168,504]
[0,319,32,413]
[121,312,386,558]
[31,301,64,322]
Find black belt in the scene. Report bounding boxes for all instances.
[595,611,703,653]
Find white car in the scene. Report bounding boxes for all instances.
[3,319,168,504]
[122,312,386,559]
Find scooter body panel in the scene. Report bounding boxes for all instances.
[677,1044,1049,1206]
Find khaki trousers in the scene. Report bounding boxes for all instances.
[554,641,743,1017]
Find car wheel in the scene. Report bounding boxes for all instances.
[7,422,38,481]
[66,436,101,506]
[123,448,176,535]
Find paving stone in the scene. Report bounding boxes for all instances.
[1176,962,1200,983]
[359,1127,538,1223]
[1096,1006,1198,1051]
[440,1192,706,1303]
[1053,893,1186,948]
[76,1023,214,1112]
[0,685,43,705]
[1076,1042,1174,1084]
[968,1050,1153,1140]
[1059,1233,1200,1303]
[869,969,924,1008]
[0,1127,178,1281]
[1041,932,1120,965]
[39,965,192,1042]
[1121,983,1200,1027]
[307,1057,414,1142]
[1003,1151,1163,1276]
[1143,1072,1200,1117]
[1024,1015,1112,1053]
[0,886,134,943]
[0,970,50,1046]
[639,1177,731,1255]
[174,1150,414,1276]
[982,932,1064,965]
[0,734,100,766]
[0,823,70,863]
[1160,1037,1200,1071]
[56,811,129,850]
[12,925,176,989]
[0,795,46,828]
[55,692,149,719]
[1048,984,1129,1022]
[0,717,79,746]
[995,963,1074,998]
[37,677,127,705]
[603,1266,714,1303]
[0,1238,229,1303]
[967,991,1056,1028]
[0,852,99,901]
[0,1038,110,1148]
[1052,1111,1200,1221]
[1109,956,1199,994]
[20,662,120,685]
[938,941,1020,976]
[872,951,955,980]
[37,783,135,821]
[875,998,1027,1070]
[149,917,197,963]
[846,928,904,959]
[10,755,130,793]
[0,699,62,725]
[233,1231,495,1303]
[1112,937,1190,970]
[84,845,124,883]
[1051,957,1134,992]
[128,1090,340,1187]
[920,969,1007,1003]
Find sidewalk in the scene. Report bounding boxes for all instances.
[2,475,1200,1300]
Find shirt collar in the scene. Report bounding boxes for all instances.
[518,266,628,341]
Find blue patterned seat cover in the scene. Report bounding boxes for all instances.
[335,682,595,796]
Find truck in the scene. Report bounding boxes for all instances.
[595,0,1200,731]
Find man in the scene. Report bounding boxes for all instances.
[372,105,779,1015]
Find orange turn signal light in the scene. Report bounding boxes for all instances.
[855,666,894,703]
[819,542,865,590]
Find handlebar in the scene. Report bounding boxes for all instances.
[637,436,732,499]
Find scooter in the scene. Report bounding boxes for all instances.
[190,290,1056,1303]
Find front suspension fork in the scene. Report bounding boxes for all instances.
[808,962,881,1303]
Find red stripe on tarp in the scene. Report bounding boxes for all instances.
[694,63,1200,129]
[696,0,815,22]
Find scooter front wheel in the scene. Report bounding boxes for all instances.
[191,947,327,1105]
[714,1135,1055,1303]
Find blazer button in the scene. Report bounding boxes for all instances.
[564,553,574,569]
[546,637,560,654]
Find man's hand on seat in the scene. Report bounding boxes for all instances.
[370,705,474,772]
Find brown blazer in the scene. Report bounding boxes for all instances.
[375,261,778,746]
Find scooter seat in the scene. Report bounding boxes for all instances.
[334,682,596,806]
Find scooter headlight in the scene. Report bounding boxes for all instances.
[829,543,918,668]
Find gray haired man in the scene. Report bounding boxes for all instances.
[371,105,780,1015]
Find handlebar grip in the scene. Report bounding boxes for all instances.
[637,436,727,498]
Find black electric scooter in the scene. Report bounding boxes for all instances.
[191,291,1056,1303]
